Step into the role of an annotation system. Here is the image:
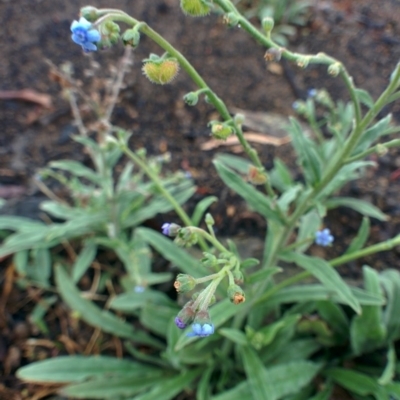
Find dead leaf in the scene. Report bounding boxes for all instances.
[0,89,52,108]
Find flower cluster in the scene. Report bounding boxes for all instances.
[70,17,101,52]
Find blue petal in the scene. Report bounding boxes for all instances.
[82,42,98,52]
[71,32,85,45]
[78,17,92,29]
[186,332,197,337]
[70,20,80,31]
[202,324,214,335]
[191,323,202,334]
[87,29,101,43]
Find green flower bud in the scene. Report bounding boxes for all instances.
[262,17,274,34]
[175,227,198,247]
[183,92,199,106]
[210,121,233,140]
[122,28,140,48]
[205,213,215,226]
[232,270,244,285]
[234,113,245,127]
[227,284,246,304]
[174,274,197,293]
[175,300,196,328]
[223,12,240,27]
[101,21,120,46]
[180,0,211,17]
[328,62,341,77]
[80,6,100,22]
[376,144,388,157]
[201,252,218,268]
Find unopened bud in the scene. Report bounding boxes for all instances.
[232,270,244,285]
[262,17,274,34]
[183,92,199,106]
[328,62,341,77]
[210,122,233,140]
[80,6,100,22]
[234,113,245,127]
[376,144,388,157]
[174,274,196,293]
[205,213,215,226]
[122,28,140,48]
[248,165,268,185]
[264,48,282,62]
[223,12,240,27]
[227,284,246,304]
[175,300,196,329]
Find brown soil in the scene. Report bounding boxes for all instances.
[1,0,400,399]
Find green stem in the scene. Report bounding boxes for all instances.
[346,138,400,164]
[189,227,229,253]
[122,145,208,250]
[94,9,287,223]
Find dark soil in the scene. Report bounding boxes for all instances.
[1,0,400,398]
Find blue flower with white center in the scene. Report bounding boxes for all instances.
[187,322,215,337]
[71,17,101,52]
[315,228,334,247]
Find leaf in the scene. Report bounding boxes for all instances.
[197,366,214,400]
[17,356,153,383]
[326,368,384,397]
[281,253,361,314]
[309,383,333,400]
[247,266,282,284]
[380,269,400,341]
[326,197,388,221]
[270,158,294,192]
[0,216,46,232]
[317,300,349,339]
[72,242,97,283]
[109,290,174,312]
[129,368,201,400]
[354,88,374,108]
[350,266,386,355]
[49,160,102,185]
[191,196,218,226]
[219,328,248,346]
[241,346,274,400]
[62,375,163,399]
[136,227,208,278]
[55,265,162,347]
[140,303,178,337]
[270,339,321,365]
[277,185,302,212]
[378,344,396,385]
[214,153,251,174]
[295,209,321,253]
[213,160,281,221]
[345,217,370,254]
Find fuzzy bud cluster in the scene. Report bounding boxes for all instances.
[142,54,180,85]
[180,0,211,17]
[174,274,196,293]
[227,283,246,304]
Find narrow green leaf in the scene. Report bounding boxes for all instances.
[213,160,280,221]
[326,197,388,221]
[317,300,349,339]
[350,266,386,355]
[136,227,208,278]
[296,209,321,252]
[55,265,137,341]
[129,368,201,400]
[72,242,97,283]
[109,290,173,312]
[345,217,370,255]
[241,346,274,400]
[380,269,400,341]
[219,328,248,346]
[309,383,333,400]
[214,153,251,174]
[354,88,374,108]
[50,160,102,184]
[270,339,321,365]
[140,303,178,337]
[270,158,294,192]
[379,344,396,385]
[282,253,361,314]
[191,196,218,226]
[17,356,153,383]
[197,366,214,400]
[277,185,302,212]
[247,266,282,284]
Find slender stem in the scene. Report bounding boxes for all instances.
[93,9,288,223]
[122,145,208,250]
[346,138,400,164]
[189,227,229,253]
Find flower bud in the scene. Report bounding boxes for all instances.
[175,227,198,247]
[80,6,100,22]
[376,144,388,157]
[232,270,244,285]
[223,12,240,27]
[175,300,196,329]
[142,57,180,85]
[210,122,233,140]
[174,274,196,293]
[328,62,341,77]
[234,113,245,127]
[264,48,283,62]
[100,21,120,46]
[180,0,211,17]
[262,17,274,34]
[205,213,215,226]
[227,284,246,304]
[122,28,140,48]
[248,165,268,185]
[183,92,199,106]
[187,310,214,337]
[161,222,181,237]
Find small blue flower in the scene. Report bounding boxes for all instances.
[187,323,215,337]
[175,316,187,329]
[134,285,145,293]
[71,17,101,52]
[161,223,172,236]
[315,228,334,247]
[307,88,317,98]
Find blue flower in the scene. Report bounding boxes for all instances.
[71,17,101,52]
[161,223,172,236]
[175,316,187,329]
[187,322,215,337]
[315,228,334,247]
